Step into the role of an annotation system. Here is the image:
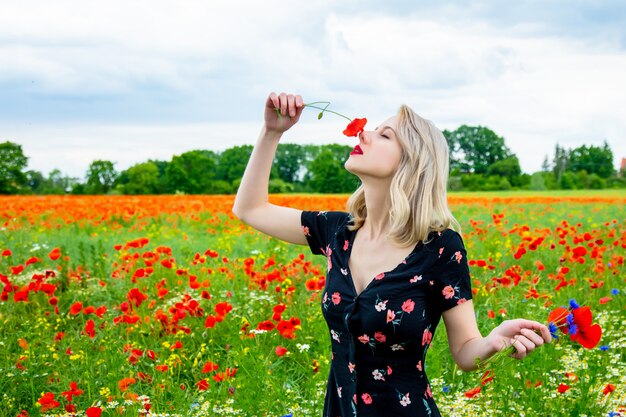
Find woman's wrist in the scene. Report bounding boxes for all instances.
[261,125,284,141]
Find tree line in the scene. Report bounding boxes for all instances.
[0,125,623,195]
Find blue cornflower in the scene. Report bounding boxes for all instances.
[599,345,610,351]
[569,299,580,309]
[608,412,619,417]
[281,414,293,417]
[611,288,619,295]
[443,386,451,393]
[566,313,578,335]
[548,322,560,339]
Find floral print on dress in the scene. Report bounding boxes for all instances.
[300,210,472,416]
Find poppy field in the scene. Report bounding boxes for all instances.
[0,192,624,417]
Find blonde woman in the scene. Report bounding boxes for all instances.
[232,92,552,417]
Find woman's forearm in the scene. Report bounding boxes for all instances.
[454,336,499,372]
[231,126,282,217]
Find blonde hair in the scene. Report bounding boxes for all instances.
[346,104,461,246]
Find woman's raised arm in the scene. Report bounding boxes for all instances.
[231,92,309,246]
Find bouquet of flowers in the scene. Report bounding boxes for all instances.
[475,298,603,370]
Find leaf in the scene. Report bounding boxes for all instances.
[318,112,324,120]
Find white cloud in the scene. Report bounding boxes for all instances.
[0,1,624,176]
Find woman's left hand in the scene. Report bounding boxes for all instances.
[486,319,553,360]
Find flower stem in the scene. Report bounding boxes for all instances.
[303,104,353,122]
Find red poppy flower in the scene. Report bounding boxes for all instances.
[48,248,61,261]
[85,407,103,417]
[196,379,210,391]
[202,361,219,373]
[83,320,96,338]
[69,301,83,315]
[343,118,367,137]
[61,381,84,402]
[547,307,570,332]
[118,377,136,391]
[569,307,602,349]
[275,346,288,356]
[464,386,481,398]
[38,392,60,411]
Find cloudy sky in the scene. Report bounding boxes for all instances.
[1,0,625,178]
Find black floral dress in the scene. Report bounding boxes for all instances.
[301,210,473,417]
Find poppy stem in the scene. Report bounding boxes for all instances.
[303,104,353,122]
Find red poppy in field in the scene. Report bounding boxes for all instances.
[83,320,96,338]
[1,249,11,256]
[48,248,61,261]
[25,257,39,266]
[118,377,136,391]
[215,301,233,317]
[127,288,148,307]
[69,301,83,315]
[155,364,168,372]
[275,346,288,356]
[61,381,83,402]
[38,392,60,411]
[128,348,143,364]
[10,265,24,275]
[85,407,103,417]
[557,383,570,393]
[603,383,615,395]
[464,386,481,398]
[257,320,275,331]
[196,379,210,391]
[202,361,219,373]
[205,314,218,328]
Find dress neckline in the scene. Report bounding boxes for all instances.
[345,227,424,298]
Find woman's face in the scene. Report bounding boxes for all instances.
[344,115,403,180]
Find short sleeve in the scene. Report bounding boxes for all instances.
[300,210,349,256]
[431,231,473,313]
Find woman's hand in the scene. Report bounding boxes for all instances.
[486,319,553,360]
[264,92,304,134]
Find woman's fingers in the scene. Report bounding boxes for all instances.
[519,319,553,344]
[268,92,279,110]
[295,94,304,108]
[287,94,296,117]
[279,92,288,116]
[521,328,545,346]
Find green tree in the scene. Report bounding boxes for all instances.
[165,150,217,194]
[307,145,359,193]
[442,129,464,173]
[274,143,306,184]
[566,142,614,179]
[443,126,512,174]
[121,162,160,195]
[0,141,28,194]
[46,169,75,194]
[85,160,118,194]
[528,172,547,191]
[216,146,266,185]
[486,156,522,180]
[25,170,45,193]
[553,144,568,185]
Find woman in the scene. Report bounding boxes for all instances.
[232,92,552,416]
